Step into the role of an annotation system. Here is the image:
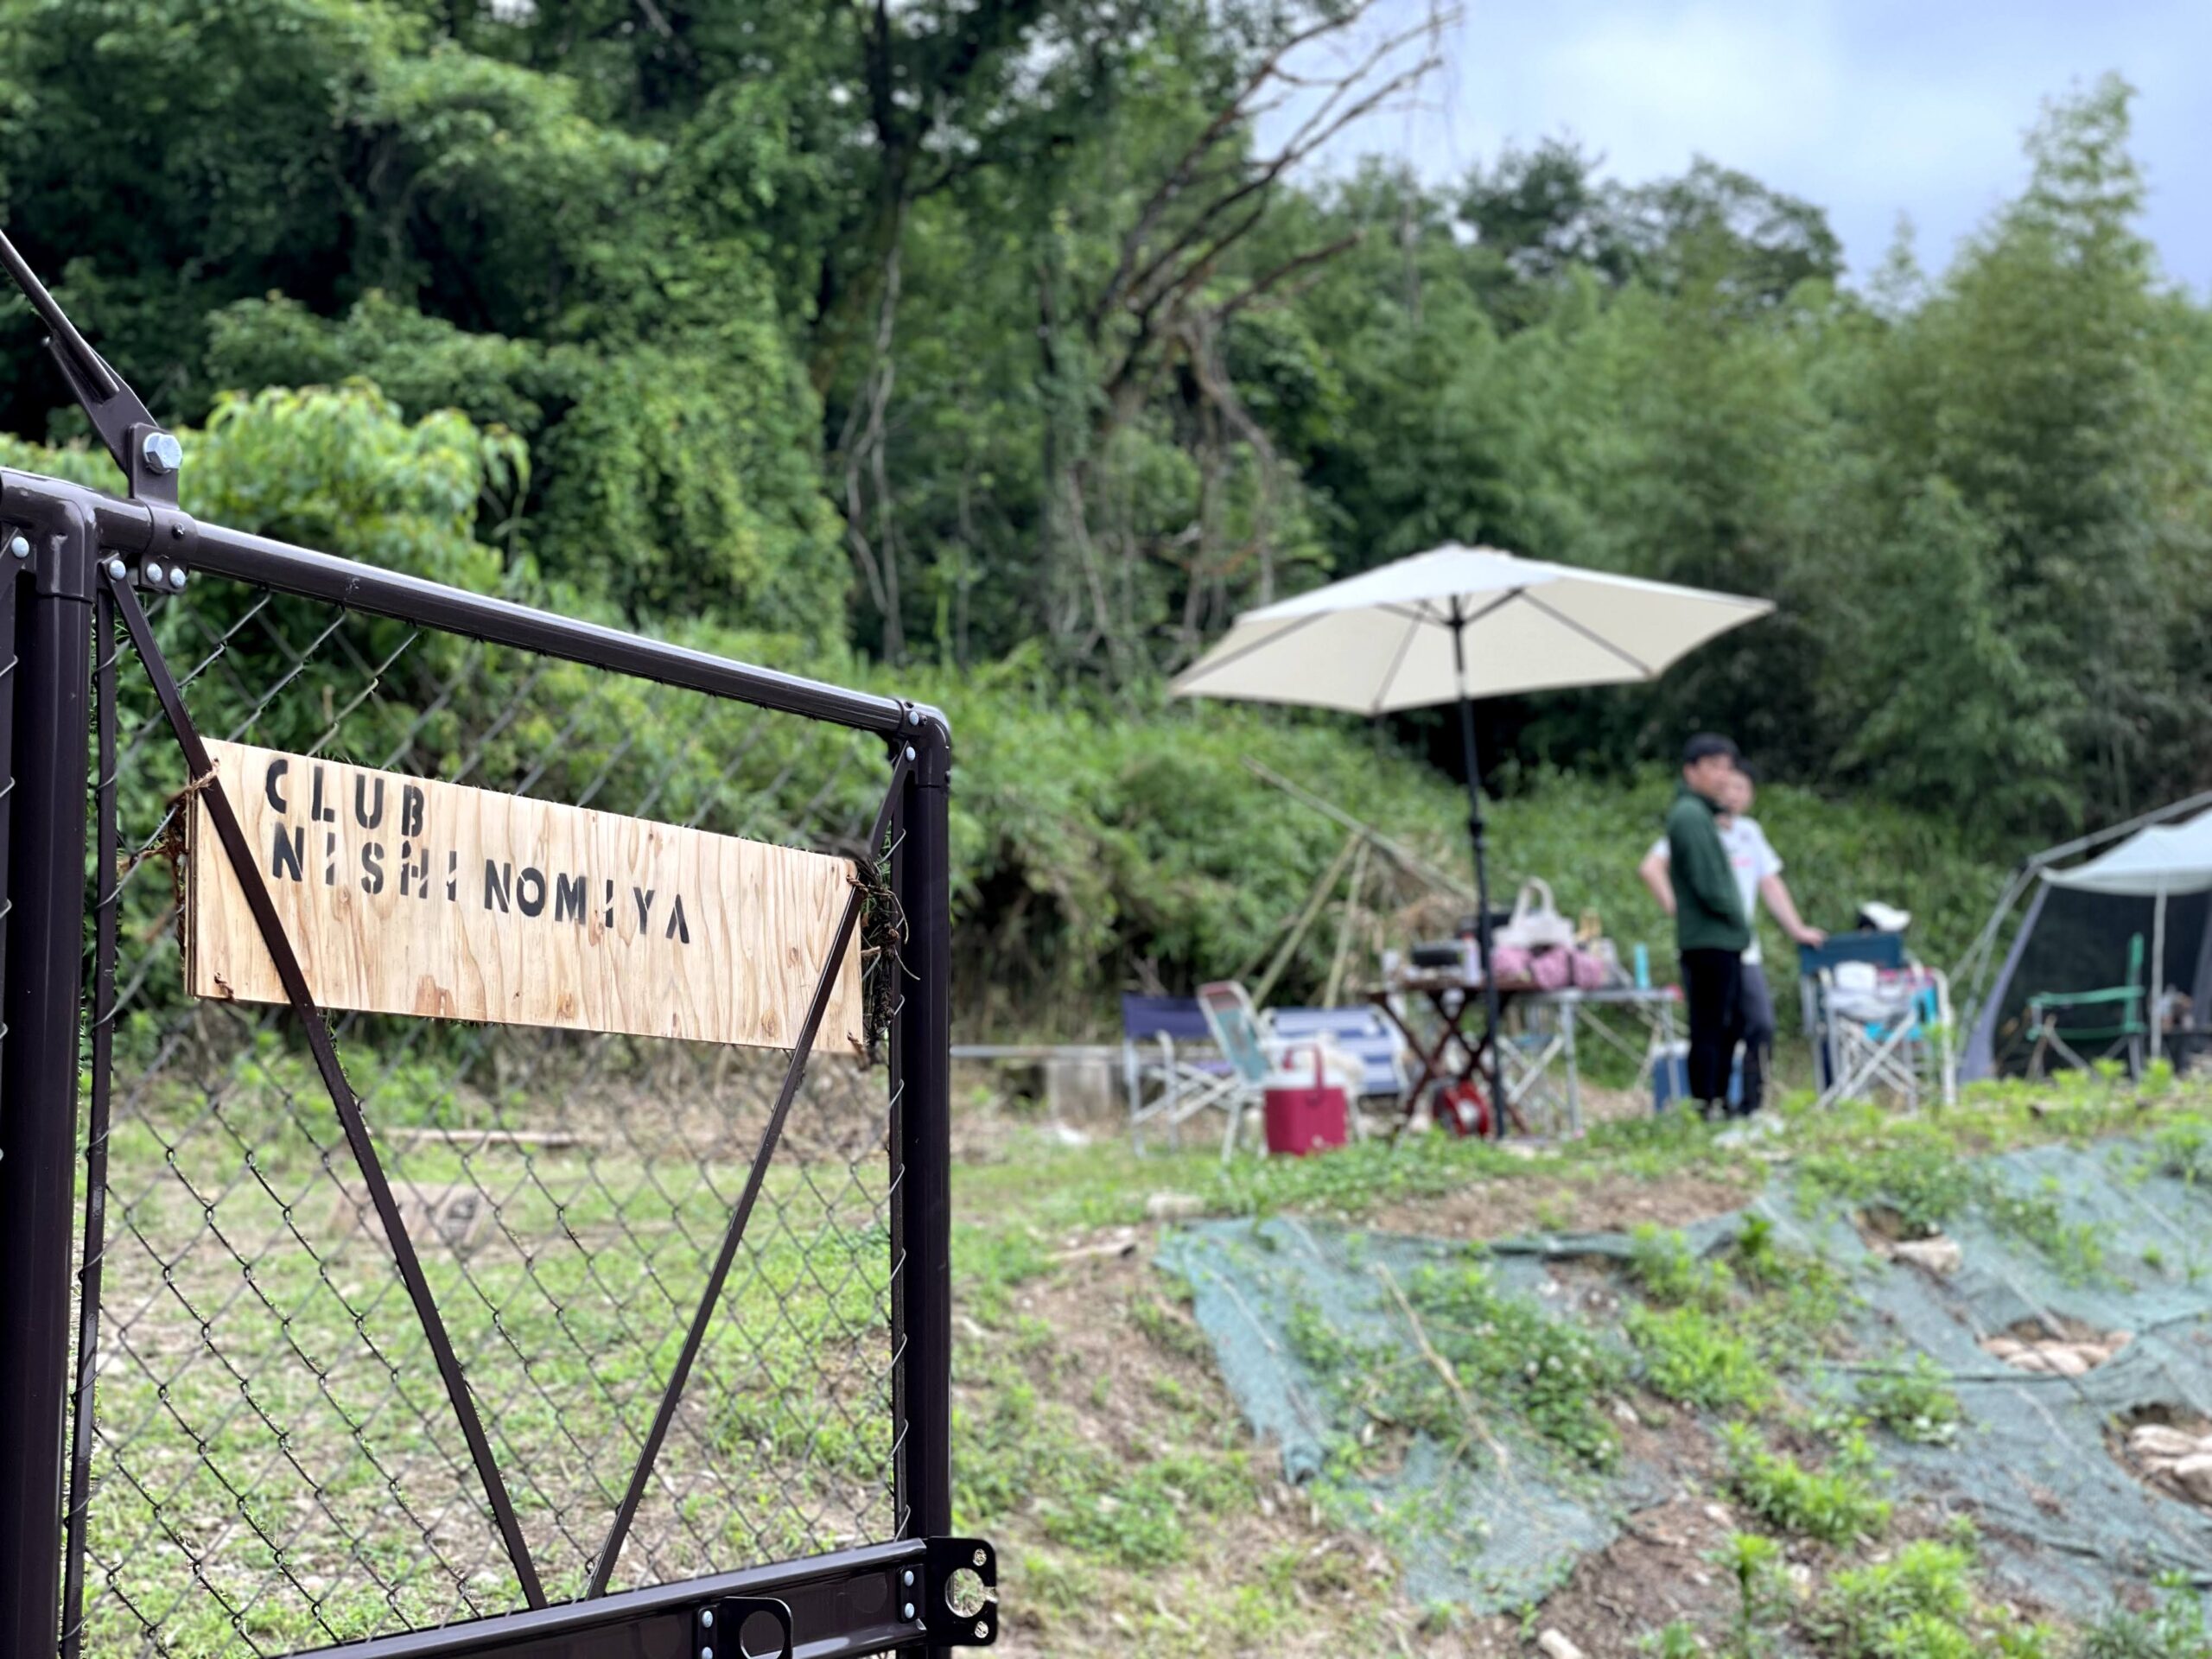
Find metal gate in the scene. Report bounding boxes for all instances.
[0,238,988,1657]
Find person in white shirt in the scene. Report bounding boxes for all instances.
[1637,768,1824,1114]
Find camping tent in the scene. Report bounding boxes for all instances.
[1962,805,2212,1079]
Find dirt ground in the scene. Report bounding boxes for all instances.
[1369,1167,1754,1242]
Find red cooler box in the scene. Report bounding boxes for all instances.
[1262,1046,1349,1156]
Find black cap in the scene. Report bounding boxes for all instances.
[1682,733,1741,767]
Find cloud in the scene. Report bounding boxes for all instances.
[1269,0,2212,288]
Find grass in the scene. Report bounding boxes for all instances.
[80,1024,2212,1656]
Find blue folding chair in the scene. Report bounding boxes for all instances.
[1799,934,1907,1091]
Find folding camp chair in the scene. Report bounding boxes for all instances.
[1198,983,1362,1162]
[1810,961,1956,1110]
[1122,993,1232,1150]
[1799,933,1908,1089]
[2027,932,2148,1078]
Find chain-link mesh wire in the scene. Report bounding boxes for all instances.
[65,571,909,1656]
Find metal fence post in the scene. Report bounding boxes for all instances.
[892,709,953,1651]
[0,504,93,1658]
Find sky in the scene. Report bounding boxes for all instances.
[1285,0,2212,290]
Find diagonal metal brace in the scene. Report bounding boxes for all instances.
[0,227,178,505]
[105,569,548,1609]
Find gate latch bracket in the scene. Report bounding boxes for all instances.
[697,1595,792,1659]
[925,1535,1000,1645]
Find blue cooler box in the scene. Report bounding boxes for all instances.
[1651,1040,1743,1112]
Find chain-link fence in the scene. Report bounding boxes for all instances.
[0,476,968,1658]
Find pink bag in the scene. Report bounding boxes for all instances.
[1570,947,1607,991]
[1530,946,1573,992]
[1489,944,1535,987]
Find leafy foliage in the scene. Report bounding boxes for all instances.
[1852,1354,1964,1448]
[1628,1305,1776,1413]
[0,5,2202,1022]
[2082,1573,2212,1658]
[1817,1540,2060,1658]
[1720,1424,1891,1545]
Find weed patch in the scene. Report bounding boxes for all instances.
[1630,1305,1777,1412]
[1816,1538,2058,1657]
[1720,1424,1890,1544]
[1629,1224,1735,1310]
[1402,1262,1627,1469]
[1853,1353,1965,1446]
[1285,1262,1627,1474]
[2082,1571,2212,1656]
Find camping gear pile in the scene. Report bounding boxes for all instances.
[1173,543,1771,1133]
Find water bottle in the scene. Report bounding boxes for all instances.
[1632,942,1650,990]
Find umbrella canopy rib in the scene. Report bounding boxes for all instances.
[1367,606,1429,717]
[1517,591,1654,677]
[1173,607,1335,691]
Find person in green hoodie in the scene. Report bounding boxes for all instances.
[1667,734,1751,1116]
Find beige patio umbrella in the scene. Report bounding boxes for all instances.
[1172,543,1773,1131]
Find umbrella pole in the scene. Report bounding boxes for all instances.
[2152,884,2167,1068]
[1452,613,1507,1139]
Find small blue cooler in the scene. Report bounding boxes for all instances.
[1650,1041,1743,1112]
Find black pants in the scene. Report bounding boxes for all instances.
[1681,948,1744,1110]
[1737,961,1776,1116]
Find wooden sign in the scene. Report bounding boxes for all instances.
[184,740,863,1053]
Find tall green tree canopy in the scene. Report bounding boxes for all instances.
[0,0,2204,847]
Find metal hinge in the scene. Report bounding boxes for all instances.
[925,1535,999,1645]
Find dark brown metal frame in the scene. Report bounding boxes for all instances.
[0,234,982,1657]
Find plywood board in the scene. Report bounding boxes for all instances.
[185,740,864,1053]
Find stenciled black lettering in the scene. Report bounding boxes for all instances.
[264,757,289,815]
[603,879,615,927]
[664,894,690,944]
[484,860,513,913]
[361,841,385,894]
[632,887,655,931]
[310,765,338,823]
[353,774,385,830]
[555,874,586,924]
[399,840,429,898]
[270,823,305,882]
[517,867,547,918]
[446,851,459,901]
[324,830,338,887]
[401,784,425,839]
